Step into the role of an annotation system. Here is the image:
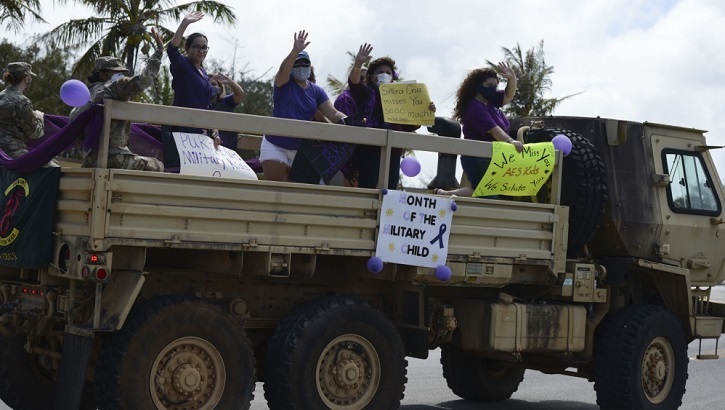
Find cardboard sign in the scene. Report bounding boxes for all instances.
[376,190,453,268]
[379,83,435,126]
[473,141,555,197]
[173,132,258,180]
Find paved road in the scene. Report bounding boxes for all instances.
[247,338,725,409]
[3,287,725,409]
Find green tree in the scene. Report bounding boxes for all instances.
[237,75,273,116]
[0,0,45,33]
[487,40,579,117]
[0,37,75,116]
[43,0,236,78]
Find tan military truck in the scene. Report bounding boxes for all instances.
[0,100,723,409]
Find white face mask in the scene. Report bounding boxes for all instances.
[376,73,393,85]
[110,72,124,82]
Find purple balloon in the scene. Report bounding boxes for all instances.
[552,134,572,156]
[400,156,421,177]
[60,79,90,107]
[450,201,458,212]
[435,265,452,281]
[367,256,384,273]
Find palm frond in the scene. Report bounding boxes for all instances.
[160,1,236,25]
[42,18,110,48]
[1,0,47,33]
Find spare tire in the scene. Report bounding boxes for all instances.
[523,128,607,256]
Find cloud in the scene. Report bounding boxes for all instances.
[5,0,725,181]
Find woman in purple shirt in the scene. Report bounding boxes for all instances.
[436,63,523,197]
[162,12,221,168]
[260,30,347,181]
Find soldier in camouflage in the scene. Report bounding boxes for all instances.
[70,28,165,172]
[0,62,59,167]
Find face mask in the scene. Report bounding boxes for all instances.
[111,72,124,82]
[376,73,393,85]
[291,67,311,82]
[211,85,222,97]
[478,85,497,101]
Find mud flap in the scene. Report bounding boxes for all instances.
[54,328,94,410]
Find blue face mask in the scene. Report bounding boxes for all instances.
[478,85,497,101]
[291,67,311,82]
[211,85,222,97]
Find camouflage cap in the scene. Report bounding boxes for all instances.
[6,62,37,77]
[94,56,129,72]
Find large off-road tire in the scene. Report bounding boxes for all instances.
[0,334,95,410]
[264,296,407,409]
[441,343,524,402]
[523,128,607,256]
[594,305,688,409]
[94,297,256,410]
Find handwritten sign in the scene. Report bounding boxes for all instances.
[473,142,554,197]
[376,190,453,268]
[173,132,258,180]
[379,83,434,126]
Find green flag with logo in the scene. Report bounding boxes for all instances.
[0,167,60,268]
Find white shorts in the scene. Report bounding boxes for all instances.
[259,137,297,167]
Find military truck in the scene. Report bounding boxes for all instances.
[0,100,723,409]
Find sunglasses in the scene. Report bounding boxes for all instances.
[293,61,311,68]
[190,45,210,51]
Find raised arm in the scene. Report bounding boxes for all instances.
[116,28,164,99]
[275,30,309,88]
[498,62,517,106]
[349,43,373,85]
[213,73,244,104]
[170,11,204,48]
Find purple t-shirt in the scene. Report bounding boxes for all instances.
[265,78,329,150]
[167,44,213,110]
[460,91,509,142]
[334,89,357,116]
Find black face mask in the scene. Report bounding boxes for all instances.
[478,85,497,101]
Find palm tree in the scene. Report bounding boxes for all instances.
[43,0,236,77]
[1,0,46,33]
[487,40,580,117]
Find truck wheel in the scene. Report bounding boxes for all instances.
[594,305,688,409]
[264,296,407,409]
[523,128,607,256]
[94,297,255,409]
[441,343,524,401]
[0,334,95,410]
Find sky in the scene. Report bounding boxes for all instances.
[3,0,725,185]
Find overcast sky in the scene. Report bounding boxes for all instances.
[3,0,725,184]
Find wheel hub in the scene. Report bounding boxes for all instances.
[172,363,201,394]
[641,337,675,404]
[317,335,380,409]
[150,337,226,409]
[333,354,363,387]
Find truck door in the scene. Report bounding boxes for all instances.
[650,127,725,285]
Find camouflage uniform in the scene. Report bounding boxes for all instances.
[71,50,164,172]
[0,62,59,167]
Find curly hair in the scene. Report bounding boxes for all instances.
[366,57,397,82]
[452,68,499,120]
